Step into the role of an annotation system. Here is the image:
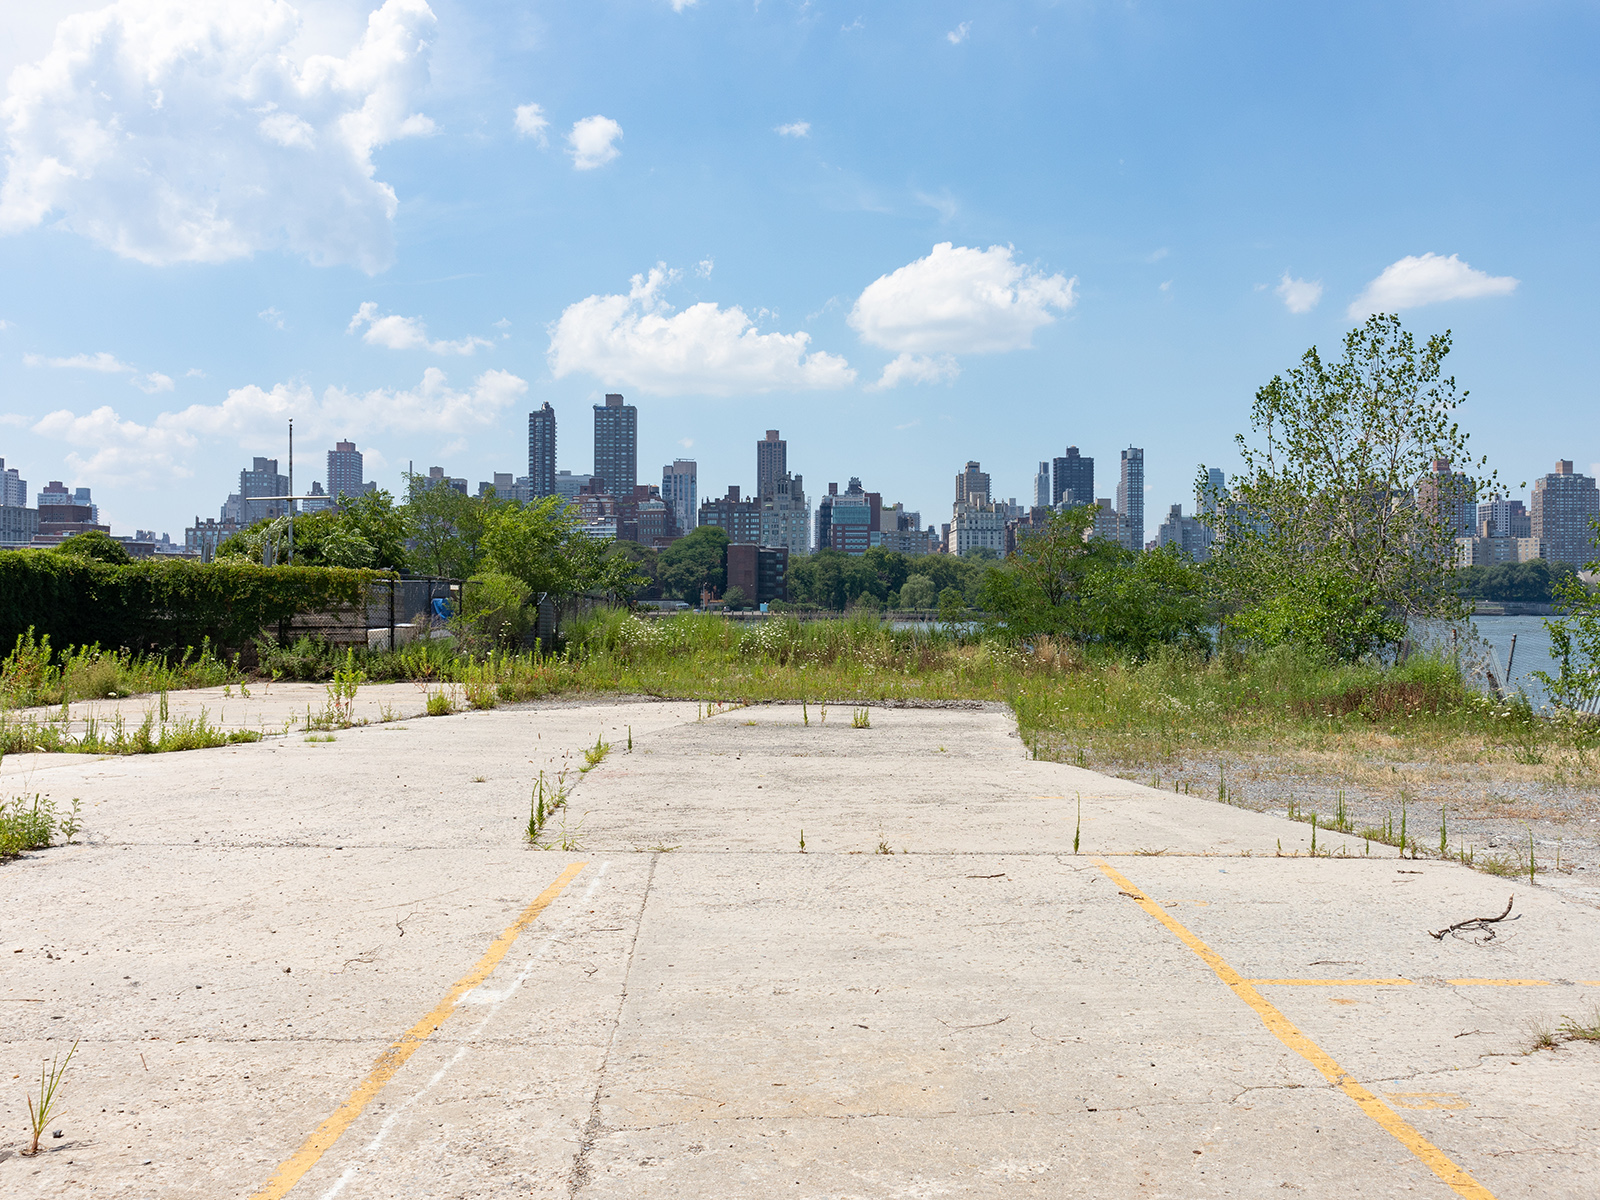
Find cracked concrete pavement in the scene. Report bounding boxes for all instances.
[3,698,1599,1198]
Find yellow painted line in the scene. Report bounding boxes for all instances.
[249,861,588,1200]
[1095,860,1498,1200]
[1248,978,1415,986]
[1447,979,1548,987]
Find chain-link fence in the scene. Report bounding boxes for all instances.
[280,576,463,650]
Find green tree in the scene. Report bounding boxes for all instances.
[54,529,131,564]
[660,526,730,603]
[897,574,938,610]
[1535,518,1600,710]
[480,496,643,601]
[1207,314,1491,661]
[406,479,495,578]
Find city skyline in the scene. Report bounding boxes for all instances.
[0,2,1595,539]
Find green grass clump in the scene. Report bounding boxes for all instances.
[0,795,81,860]
[1,629,236,709]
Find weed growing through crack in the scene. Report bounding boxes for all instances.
[0,795,74,859]
[582,734,610,772]
[799,829,806,852]
[1526,1018,1559,1052]
[627,725,633,752]
[1528,827,1537,885]
[22,1039,77,1156]
[851,708,871,729]
[876,840,893,855]
[1559,1004,1600,1043]
[526,770,569,844]
[304,734,336,743]
[802,701,809,726]
[425,689,456,717]
[1439,805,1448,859]
[1073,794,1081,855]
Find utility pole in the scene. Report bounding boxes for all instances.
[287,418,295,565]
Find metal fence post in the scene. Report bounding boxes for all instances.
[388,576,396,651]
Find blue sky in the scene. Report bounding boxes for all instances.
[1,0,1595,538]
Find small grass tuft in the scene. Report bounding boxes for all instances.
[851,708,871,729]
[22,1039,77,1156]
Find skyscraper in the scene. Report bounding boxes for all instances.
[1032,462,1051,510]
[757,430,787,501]
[593,394,637,496]
[240,457,289,525]
[1117,447,1145,551]
[955,461,991,505]
[327,441,364,503]
[0,458,27,508]
[663,459,698,535]
[1198,466,1225,514]
[1052,446,1094,508]
[528,403,556,497]
[1531,460,1600,565]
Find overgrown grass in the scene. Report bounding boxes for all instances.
[1,629,237,709]
[0,708,261,756]
[0,794,82,860]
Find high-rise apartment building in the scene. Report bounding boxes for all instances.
[955,461,991,505]
[1117,447,1145,551]
[593,394,637,496]
[1093,499,1118,542]
[1157,504,1212,561]
[815,483,838,552]
[0,458,27,508]
[1476,496,1531,539]
[1418,458,1477,538]
[528,403,556,497]
[757,430,788,501]
[1052,447,1094,509]
[662,459,698,535]
[760,472,810,559]
[240,457,289,525]
[1032,462,1051,510]
[327,441,364,503]
[1199,467,1225,515]
[1532,460,1600,565]
[699,485,761,544]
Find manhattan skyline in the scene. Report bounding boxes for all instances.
[0,1,1595,537]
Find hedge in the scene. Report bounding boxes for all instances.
[0,551,382,655]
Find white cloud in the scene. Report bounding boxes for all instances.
[29,367,524,484]
[513,102,549,145]
[848,242,1076,355]
[567,115,622,170]
[775,121,810,138]
[947,21,971,44]
[695,257,714,278]
[1276,273,1323,314]
[25,350,134,372]
[677,437,693,449]
[871,353,960,390]
[347,302,493,355]
[547,264,856,396]
[258,306,287,330]
[669,0,698,10]
[135,371,174,393]
[1347,253,1518,320]
[0,0,438,273]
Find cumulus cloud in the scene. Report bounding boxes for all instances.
[567,115,622,170]
[947,21,971,44]
[29,367,524,484]
[1347,253,1518,320]
[23,348,174,392]
[775,121,810,138]
[871,353,960,390]
[849,242,1076,356]
[1276,273,1322,314]
[25,350,134,372]
[347,302,493,355]
[513,102,549,145]
[547,265,855,396]
[0,0,438,273]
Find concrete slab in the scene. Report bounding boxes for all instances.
[2,699,1597,1199]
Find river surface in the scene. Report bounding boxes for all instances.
[1465,613,1562,702]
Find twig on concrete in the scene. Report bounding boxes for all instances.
[937,1016,1010,1031]
[1429,896,1515,942]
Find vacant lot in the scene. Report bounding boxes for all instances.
[3,698,1598,1198]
